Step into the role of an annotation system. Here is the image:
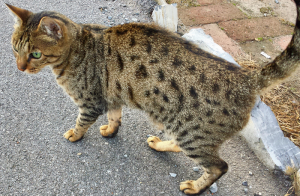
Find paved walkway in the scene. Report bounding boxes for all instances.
[177,0,296,65]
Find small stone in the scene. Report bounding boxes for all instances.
[249,171,253,176]
[170,173,177,177]
[242,181,248,186]
[77,153,82,156]
[108,16,112,20]
[209,183,218,193]
[124,154,128,157]
[244,188,248,194]
[275,0,279,4]
[125,18,129,21]
[132,18,138,22]
[193,167,200,172]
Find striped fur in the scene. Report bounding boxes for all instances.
[7,2,300,194]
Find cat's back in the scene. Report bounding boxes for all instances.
[103,23,257,126]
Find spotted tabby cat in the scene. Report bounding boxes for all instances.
[7,2,300,194]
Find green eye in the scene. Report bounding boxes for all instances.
[31,52,42,59]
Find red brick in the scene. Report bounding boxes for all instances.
[178,3,245,26]
[219,17,294,42]
[197,0,227,6]
[200,24,245,58]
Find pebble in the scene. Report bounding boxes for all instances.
[132,18,138,22]
[209,183,218,193]
[244,188,248,194]
[193,167,200,172]
[124,154,128,157]
[77,153,82,156]
[242,181,248,186]
[275,0,279,4]
[125,18,129,21]
[249,171,253,176]
[108,16,112,20]
[169,173,177,177]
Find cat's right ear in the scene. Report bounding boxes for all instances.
[6,4,32,28]
[38,17,63,39]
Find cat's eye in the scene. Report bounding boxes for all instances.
[31,52,42,59]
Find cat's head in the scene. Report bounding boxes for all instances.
[7,4,73,74]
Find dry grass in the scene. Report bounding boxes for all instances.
[237,57,300,147]
[261,84,300,146]
[285,165,300,195]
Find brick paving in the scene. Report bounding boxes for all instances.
[177,0,296,62]
[179,4,245,25]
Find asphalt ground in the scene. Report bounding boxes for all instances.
[0,0,291,195]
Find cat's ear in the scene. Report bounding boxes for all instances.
[6,4,32,27]
[38,17,63,39]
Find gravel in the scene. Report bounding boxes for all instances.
[0,0,292,195]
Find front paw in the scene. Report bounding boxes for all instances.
[100,125,119,138]
[63,129,83,142]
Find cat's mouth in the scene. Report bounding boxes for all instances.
[18,63,40,74]
[26,67,40,74]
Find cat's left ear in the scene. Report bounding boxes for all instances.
[6,4,32,27]
[38,17,63,39]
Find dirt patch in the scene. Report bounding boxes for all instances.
[219,17,294,42]
[239,39,282,66]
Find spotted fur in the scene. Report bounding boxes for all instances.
[7,2,300,195]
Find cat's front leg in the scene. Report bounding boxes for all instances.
[100,107,122,138]
[64,110,100,142]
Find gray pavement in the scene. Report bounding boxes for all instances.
[0,0,292,195]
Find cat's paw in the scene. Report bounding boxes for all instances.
[180,180,206,195]
[147,136,162,150]
[100,125,118,138]
[63,129,83,142]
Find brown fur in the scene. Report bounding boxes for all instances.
[6,2,300,194]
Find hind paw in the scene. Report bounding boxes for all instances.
[147,136,162,150]
[180,180,206,195]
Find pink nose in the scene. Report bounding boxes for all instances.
[17,61,27,71]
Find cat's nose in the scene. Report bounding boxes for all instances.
[17,60,27,71]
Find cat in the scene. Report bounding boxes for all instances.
[6,2,300,195]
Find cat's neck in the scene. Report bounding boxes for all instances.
[51,24,108,98]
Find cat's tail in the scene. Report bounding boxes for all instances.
[254,1,300,92]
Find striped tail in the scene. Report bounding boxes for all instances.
[254,0,300,91]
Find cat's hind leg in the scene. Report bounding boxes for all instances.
[179,147,228,195]
[100,107,122,138]
[147,136,181,152]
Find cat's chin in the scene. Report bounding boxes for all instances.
[24,68,41,74]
